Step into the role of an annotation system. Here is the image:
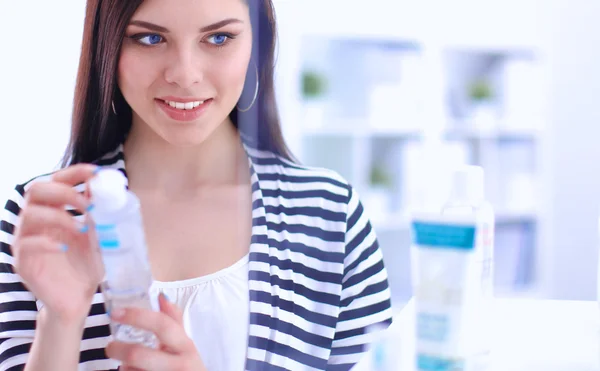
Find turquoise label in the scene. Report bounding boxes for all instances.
[412,222,476,250]
[96,224,116,231]
[417,354,464,371]
[99,240,120,249]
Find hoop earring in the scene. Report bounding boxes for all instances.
[237,62,259,113]
[111,100,117,115]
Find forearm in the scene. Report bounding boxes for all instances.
[24,307,86,371]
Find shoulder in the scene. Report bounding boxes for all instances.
[247,147,354,207]
[2,170,70,214]
[247,147,376,254]
[5,144,124,204]
[0,171,67,258]
[1,171,53,216]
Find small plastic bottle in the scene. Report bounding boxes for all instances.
[88,169,158,348]
[442,165,495,296]
[441,165,495,371]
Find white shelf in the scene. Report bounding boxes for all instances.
[443,44,539,59]
[494,284,544,299]
[303,125,541,141]
[370,209,538,232]
[304,126,423,139]
[445,126,542,141]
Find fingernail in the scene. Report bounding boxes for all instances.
[86,204,95,212]
[161,292,173,303]
[80,225,89,233]
[111,308,125,319]
[93,166,102,175]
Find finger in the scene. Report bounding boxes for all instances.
[25,181,91,213]
[111,307,191,352]
[13,236,67,277]
[16,205,84,237]
[13,235,67,256]
[84,181,91,201]
[159,293,184,326]
[106,341,180,371]
[51,163,99,187]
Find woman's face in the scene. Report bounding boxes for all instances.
[118,0,252,146]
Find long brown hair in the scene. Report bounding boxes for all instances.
[62,0,294,166]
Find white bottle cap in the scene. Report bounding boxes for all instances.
[89,169,128,213]
[448,165,485,203]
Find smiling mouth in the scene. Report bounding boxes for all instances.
[158,98,212,110]
[155,98,213,122]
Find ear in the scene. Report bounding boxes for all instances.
[159,292,184,326]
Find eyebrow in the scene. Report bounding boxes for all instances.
[200,19,243,32]
[128,18,243,33]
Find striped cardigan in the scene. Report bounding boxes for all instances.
[0,141,393,371]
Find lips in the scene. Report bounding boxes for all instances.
[155,98,213,122]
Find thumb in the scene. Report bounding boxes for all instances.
[159,292,184,325]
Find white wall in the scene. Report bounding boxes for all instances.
[0,2,86,199]
[545,0,600,300]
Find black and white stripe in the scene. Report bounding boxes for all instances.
[0,142,392,371]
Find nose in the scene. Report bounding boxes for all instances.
[164,47,203,89]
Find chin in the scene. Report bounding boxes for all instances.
[131,105,230,147]
[162,129,213,147]
[153,118,219,147]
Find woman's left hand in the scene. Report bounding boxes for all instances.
[107,293,206,371]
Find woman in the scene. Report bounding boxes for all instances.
[0,0,392,370]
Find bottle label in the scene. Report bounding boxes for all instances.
[412,213,492,371]
[96,224,120,249]
[412,222,477,250]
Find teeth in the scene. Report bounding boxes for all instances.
[164,100,204,110]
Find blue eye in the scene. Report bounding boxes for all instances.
[207,33,230,46]
[137,34,163,45]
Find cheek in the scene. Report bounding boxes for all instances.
[118,50,156,102]
[211,53,251,100]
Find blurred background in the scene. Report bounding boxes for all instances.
[1,0,599,309]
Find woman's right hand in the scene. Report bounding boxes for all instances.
[11,164,105,323]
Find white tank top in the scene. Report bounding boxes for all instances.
[149,255,250,371]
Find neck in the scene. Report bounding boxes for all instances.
[123,117,250,194]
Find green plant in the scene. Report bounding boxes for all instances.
[469,79,493,102]
[302,70,327,99]
[370,165,393,188]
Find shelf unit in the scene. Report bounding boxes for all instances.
[273,0,549,305]
[303,126,541,142]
